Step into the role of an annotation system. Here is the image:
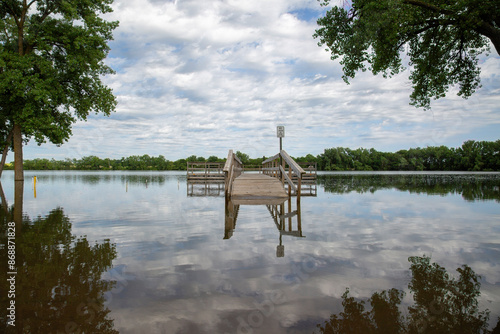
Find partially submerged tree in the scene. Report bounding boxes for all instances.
[0,0,118,180]
[314,0,500,109]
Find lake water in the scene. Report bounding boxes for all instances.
[1,171,499,333]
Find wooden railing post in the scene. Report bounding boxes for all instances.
[281,153,285,185]
[223,150,234,197]
[223,149,244,197]
[262,150,305,198]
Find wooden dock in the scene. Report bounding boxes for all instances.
[230,174,288,205]
[187,149,317,202]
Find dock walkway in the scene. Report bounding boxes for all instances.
[230,174,288,205]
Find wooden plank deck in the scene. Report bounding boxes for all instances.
[231,174,288,205]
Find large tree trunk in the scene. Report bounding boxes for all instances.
[0,129,14,179]
[0,181,8,214]
[14,180,23,233]
[13,123,24,181]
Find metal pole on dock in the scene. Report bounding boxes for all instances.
[277,125,284,182]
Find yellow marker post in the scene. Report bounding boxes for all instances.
[33,176,37,198]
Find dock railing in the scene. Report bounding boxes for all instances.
[297,162,317,184]
[187,161,225,181]
[262,150,305,197]
[223,150,243,196]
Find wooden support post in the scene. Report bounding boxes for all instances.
[297,177,301,206]
[279,202,284,230]
[288,197,292,231]
[281,155,285,185]
[297,198,302,236]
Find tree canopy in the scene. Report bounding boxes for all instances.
[0,0,118,180]
[314,0,500,109]
[315,140,500,171]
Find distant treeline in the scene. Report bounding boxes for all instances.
[5,139,500,171]
[315,139,500,171]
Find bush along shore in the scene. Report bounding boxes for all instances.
[3,140,499,172]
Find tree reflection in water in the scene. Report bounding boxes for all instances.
[317,173,500,202]
[0,196,118,333]
[315,255,498,334]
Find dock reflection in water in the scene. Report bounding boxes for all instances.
[187,180,225,197]
[225,196,305,257]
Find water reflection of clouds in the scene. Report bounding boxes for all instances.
[2,171,499,332]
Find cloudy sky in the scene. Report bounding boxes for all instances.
[23,0,500,161]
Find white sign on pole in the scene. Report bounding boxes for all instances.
[277,126,285,138]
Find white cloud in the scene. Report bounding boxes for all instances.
[23,0,500,161]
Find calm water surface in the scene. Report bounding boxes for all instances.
[1,171,499,333]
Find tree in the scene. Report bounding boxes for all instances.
[207,155,220,163]
[314,0,499,109]
[0,0,118,181]
[235,151,250,165]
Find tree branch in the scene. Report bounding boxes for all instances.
[474,21,500,55]
[3,1,21,27]
[402,0,454,16]
[396,19,454,50]
[402,0,500,55]
[24,1,58,55]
